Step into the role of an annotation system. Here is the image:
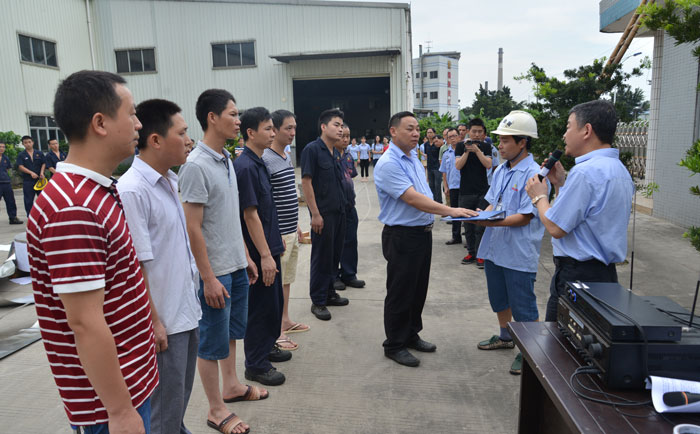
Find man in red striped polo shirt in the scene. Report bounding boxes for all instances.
[27,70,158,434]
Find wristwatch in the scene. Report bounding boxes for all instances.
[531,194,547,205]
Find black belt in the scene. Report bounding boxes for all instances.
[553,256,609,268]
[385,223,433,232]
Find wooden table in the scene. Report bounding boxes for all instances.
[509,321,700,434]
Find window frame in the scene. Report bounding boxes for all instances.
[429,70,438,79]
[17,32,58,69]
[114,47,157,74]
[27,114,65,152]
[429,91,438,100]
[211,40,257,70]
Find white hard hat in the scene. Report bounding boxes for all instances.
[492,110,538,139]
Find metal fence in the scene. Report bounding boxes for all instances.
[614,121,648,180]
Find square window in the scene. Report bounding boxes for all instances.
[31,38,45,64]
[241,42,255,66]
[416,92,420,99]
[129,50,143,72]
[29,115,46,127]
[116,51,129,73]
[142,49,156,71]
[45,41,57,67]
[430,71,438,79]
[415,72,420,79]
[212,44,226,68]
[19,35,32,62]
[423,92,427,98]
[226,43,241,66]
[430,91,438,99]
[422,72,427,78]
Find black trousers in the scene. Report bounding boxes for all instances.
[359,159,369,177]
[381,224,432,353]
[338,206,359,282]
[459,193,487,255]
[545,256,618,321]
[22,181,40,217]
[0,183,17,219]
[309,210,346,306]
[244,255,283,374]
[449,189,461,242]
[427,169,442,203]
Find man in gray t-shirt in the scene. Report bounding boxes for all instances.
[180,89,260,434]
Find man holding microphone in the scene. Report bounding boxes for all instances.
[374,112,473,367]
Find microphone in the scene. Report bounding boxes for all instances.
[538,149,563,181]
[663,391,700,407]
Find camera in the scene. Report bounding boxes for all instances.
[465,139,482,146]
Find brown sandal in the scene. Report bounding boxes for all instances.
[223,384,269,402]
[206,413,250,434]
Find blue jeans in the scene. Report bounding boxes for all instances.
[484,260,538,322]
[72,398,151,433]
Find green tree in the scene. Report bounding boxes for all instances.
[462,85,524,120]
[640,0,700,251]
[416,112,456,141]
[614,87,649,122]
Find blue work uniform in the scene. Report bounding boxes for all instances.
[337,150,359,283]
[439,146,462,242]
[45,150,67,175]
[300,137,347,306]
[477,154,547,322]
[543,147,634,321]
[374,143,434,353]
[16,149,45,216]
[234,146,284,375]
[0,154,18,220]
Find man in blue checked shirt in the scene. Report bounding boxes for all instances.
[526,100,633,323]
[439,128,462,245]
[471,111,548,376]
[374,111,473,368]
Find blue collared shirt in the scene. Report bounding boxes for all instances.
[348,144,359,160]
[16,149,45,181]
[477,154,547,273]
[358,143,370,159]
[439,147,460,190]
[300,137,346,214]
[374,143,434,226]
[546,148,634,264]
[0,154,12,183]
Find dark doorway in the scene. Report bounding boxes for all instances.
[293,76,390,165]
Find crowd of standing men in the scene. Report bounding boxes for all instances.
[22,68,634,434]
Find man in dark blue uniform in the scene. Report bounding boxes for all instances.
[45,139,67,176]
[300,109,349,321]
[0,141,22,224]
[235,107,288,387]
[16,136,45,217]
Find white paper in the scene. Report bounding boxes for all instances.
[10,276,32,285]
[0,244,11,252]
[13,241,29,272]
[647,375,700,413]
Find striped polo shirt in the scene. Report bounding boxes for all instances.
[27,162,158,426]
[262,148,298,235]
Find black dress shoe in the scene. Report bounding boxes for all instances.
[445,239,461,245]
[407,338,437,353]
[268,345,292,362]
[326,293,349,306]
[245,367,286,386]
[385,349,420,367]
[9,218,23,225]
[343,278,365,288]
[333,280,346,291]
[311,304,331,320]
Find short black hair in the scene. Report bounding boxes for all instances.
[468,118,486,130]
[512,135,533,150]
[135,99,182,150]
[458,123,467,129]
[570,100,618,145]
[240,107,271,141]
[318,108,344,133]
[53,70,126,142]
[271,109,295,130]
[196,89,236,131]
[21,135,32,142]
[388,111,416,130]
[446,127,458,135]
[426,127,436,134]
[48,138,58,143]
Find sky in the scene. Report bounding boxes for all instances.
[359,0,653,108]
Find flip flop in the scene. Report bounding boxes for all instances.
[223,385,269,403]
[206,413,250,434]
[283,322,310,334]
[276,335,298,351]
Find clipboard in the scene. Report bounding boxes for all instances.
[441,210,506,222]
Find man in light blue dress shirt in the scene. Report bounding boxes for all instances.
[439,128,462,244]
[472,111,548,376]
[526,100,634,322]
[374,111,472,367]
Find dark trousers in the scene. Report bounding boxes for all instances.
[545,256,618,321]
[22,181,39,217]
[459,193,487,255]
[310,210,346,306]
[427,169,442,203]
[371,158,379,167]
[0,183,17,219]
[338,206,359,282]
[359,159,369,177]
[381,224,432,353]
[449,189,461,242]
[244,255,283,374]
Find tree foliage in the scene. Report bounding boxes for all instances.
[416,112,456,141]
[462,86,523,120]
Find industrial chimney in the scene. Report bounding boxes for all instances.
[497,48,503,91]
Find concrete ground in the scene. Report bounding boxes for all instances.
[0,171,699,433]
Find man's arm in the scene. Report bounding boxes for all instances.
[399,186,476,218]
[39,162,46,179]
[182,202,229,308]
[60,290,145,434]
[455,147,469,170]
[242,207,277,287]
[525,163,567,238]
[17,160,38,178]
[301,176,323,234]
[139,264,167,353]
[468,143,492,169]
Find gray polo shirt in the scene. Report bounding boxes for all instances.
[178,141,247,276]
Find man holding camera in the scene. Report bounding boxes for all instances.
[455,118,492,268]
